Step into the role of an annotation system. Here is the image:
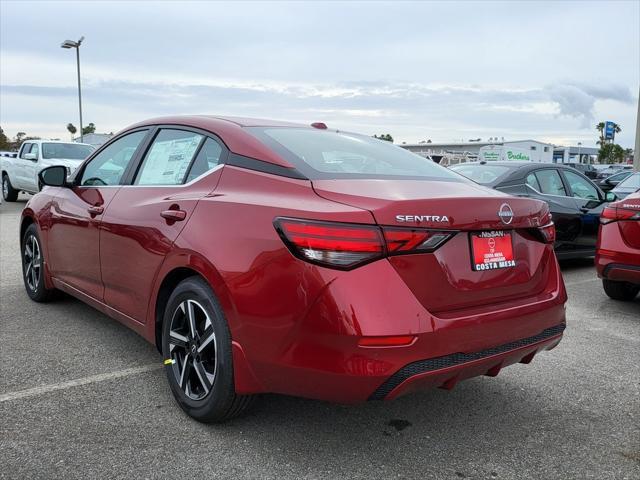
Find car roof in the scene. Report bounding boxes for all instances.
[122,115,322,169]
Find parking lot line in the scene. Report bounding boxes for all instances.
[0,364,161,403]
[564,278,599,287]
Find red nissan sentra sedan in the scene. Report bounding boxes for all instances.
[596,190,640,300]
[22,116,567,422]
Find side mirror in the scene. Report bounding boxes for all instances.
[23,153,37,161]
[39,165,68,188]
[605,191,617,202]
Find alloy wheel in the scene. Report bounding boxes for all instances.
[2,177,8,198]
[168,299,218,400]
[23,234,41,291]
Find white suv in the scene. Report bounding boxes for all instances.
[1,140,94,201]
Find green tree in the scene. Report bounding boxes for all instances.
[598,143,625,164]
[67,123,77,139]
[82,123,96,135]
[0,126,10,150]
[373,133,394,142]
[596,122,621,145]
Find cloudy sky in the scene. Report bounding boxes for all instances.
[1,0,638,147]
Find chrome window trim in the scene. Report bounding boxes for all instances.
[75,163,224,189]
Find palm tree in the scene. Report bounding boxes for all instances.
[595,122,605,146]
[66,123,77,140]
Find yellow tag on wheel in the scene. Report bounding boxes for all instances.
[163,359,175,365]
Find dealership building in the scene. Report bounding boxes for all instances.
[400,139,554,164]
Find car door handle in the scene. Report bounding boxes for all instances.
[579,207,590,213]
[87,205,104,216]
[160,209,187,221]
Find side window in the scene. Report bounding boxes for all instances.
[525,173,541,191]
[20,143,32,159]
[135,129,203,185]
[30,143,39,159]
[185,138,223,182]
[534,169,567,196]
[81,130,147,186]
[563,170,599,200]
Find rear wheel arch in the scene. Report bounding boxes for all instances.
[153,261,236,351]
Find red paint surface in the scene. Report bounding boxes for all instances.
[21,116,567,403]
[596,191,640,284]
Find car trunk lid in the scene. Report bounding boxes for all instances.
[312,178,556,313]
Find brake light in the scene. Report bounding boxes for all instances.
[601,206,640,224]
[383,227,453,253]
[537,222,556,244]
[275,218,384,269]
[274,218,455,269]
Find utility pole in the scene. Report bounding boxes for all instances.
[635,86,640,172]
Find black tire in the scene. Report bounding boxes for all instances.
[22,224,57,302]
[2,174,19,202]
[602,279,639,301]
[162,276,253,423]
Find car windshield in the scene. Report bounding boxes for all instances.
[615,173,640,190]
[449,164,512,184]
[42,143,94,160]
[249,127,463,181]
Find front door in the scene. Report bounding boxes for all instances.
[100,129,226,323]
[560,169,605,250]
[47,130,150,299]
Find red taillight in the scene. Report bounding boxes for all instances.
[601,205,640,224]
[275,218,384,269]
[383,227,453,253]
[275,218,455,269]
[537,222,556,244]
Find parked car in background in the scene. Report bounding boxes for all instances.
[596,190,640,301]
[20,115,566,422]
[611,172,640,199]
[598,170,633,192]
[595,164,633,180]
[450,161,614,259]
[1,140,94,201]
[563,162,598,179]
[1,151,18,158]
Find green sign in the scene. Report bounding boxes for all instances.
[506,150,530,161]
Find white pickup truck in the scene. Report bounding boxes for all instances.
[1,140,95,201]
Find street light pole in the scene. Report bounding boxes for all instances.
[61,36,85,143]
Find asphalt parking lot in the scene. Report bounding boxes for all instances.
[1,195,638,480]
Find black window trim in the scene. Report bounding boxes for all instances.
[531,167,569,198]
[125,124,230,186]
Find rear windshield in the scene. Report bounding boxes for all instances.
[449,164,512,184]
[249,127,462,181]
[42,143,95,160]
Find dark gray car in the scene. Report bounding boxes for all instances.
[450,162,616,259]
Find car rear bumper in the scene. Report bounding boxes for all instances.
[370,324,564,400]
[238,254,567,403]
[596,224,640,284]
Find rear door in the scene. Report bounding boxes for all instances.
[524,168,579,244]
[100,127,227,323]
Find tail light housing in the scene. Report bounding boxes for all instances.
[600,205,640,224]
[274,218,455,270]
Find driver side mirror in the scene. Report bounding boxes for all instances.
[39,165,69,188]
[23,153,37,161]
[605,191,617,202]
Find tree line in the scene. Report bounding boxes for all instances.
[0,122,99,151]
